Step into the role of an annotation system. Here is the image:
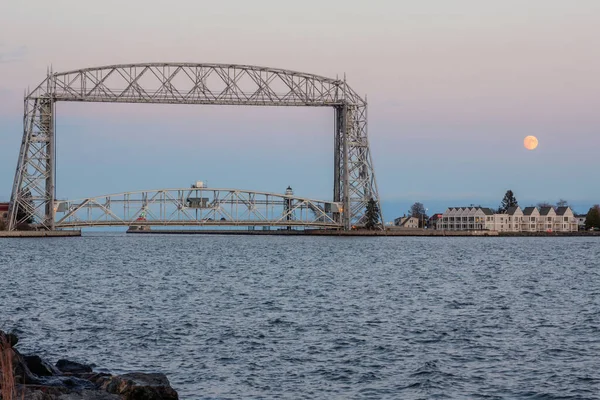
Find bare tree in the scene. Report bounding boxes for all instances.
[408,202,428,228]
[409,202,427,218]
[556,199,570,208]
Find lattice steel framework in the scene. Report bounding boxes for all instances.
[9,63,382,230]
[54,188,342,229]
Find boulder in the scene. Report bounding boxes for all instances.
[24,355,61,377]
[57,392,122,400]
[55,359,94,375]
[19,386,121,400]
[98,373,179,400]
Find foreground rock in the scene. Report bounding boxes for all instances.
[0,331,178,400]
[97,373,178,400]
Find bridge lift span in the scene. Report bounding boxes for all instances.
[8,63,382,231]
[54,187,343,230]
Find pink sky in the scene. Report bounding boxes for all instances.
[1,0,599,215]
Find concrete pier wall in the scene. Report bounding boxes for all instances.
[0,230,81,238]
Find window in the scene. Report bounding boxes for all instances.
[564,217,568,222]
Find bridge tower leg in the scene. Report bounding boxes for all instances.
[334,101,383,230]
[8,92,56,230]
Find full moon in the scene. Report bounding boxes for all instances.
[524,135,538,150]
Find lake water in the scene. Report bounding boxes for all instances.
[1,234,599,399]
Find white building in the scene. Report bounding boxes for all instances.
[554,207,579,232]
[484,206,524,232]
[438,207,494,231]
[574,214,587,230]
[394,216,420,229]
[538,206,556,232]
[439,206,578,233]
[521,207,540,232]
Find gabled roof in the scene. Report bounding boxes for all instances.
[471,208,484,216]
[444,206,496,216]
[539,206,555,216]
[400,216,419,226]
[555,206,571,216]
[506,206,521,215]
[523,207,537,216]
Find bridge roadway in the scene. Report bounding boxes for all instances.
[53,187,344,230]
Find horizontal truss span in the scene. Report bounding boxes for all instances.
[33,63,364,107]
[55,188,343,229]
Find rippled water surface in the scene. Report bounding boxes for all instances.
[1,234,599,399]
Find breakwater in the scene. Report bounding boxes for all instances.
[0,231,81,238]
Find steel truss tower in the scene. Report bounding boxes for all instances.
[8,63,382,230]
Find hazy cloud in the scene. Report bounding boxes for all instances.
[0,45,27,63]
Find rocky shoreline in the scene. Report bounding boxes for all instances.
[0,331,178,400]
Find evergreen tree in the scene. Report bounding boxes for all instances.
[15,190,35,225]
[364,198,380,230]
[498,190,518,213]
[585,205,600,230]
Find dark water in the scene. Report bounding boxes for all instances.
[1,234,599,399]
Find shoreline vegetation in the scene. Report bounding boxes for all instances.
[0,331,178,400]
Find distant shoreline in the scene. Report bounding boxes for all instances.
[125,229,600,237]
[1,229,598,238]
